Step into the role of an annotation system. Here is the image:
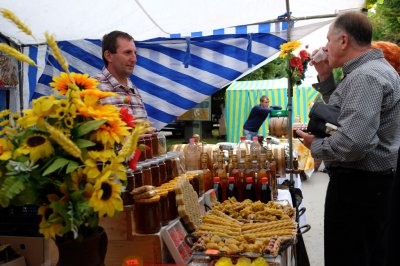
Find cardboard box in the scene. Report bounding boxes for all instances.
[0,236,51,266]
[1,256,26,266]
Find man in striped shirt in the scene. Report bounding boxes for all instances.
[297,12,400,266]
[93,31,147,120]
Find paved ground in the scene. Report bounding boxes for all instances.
[301,170,329,266]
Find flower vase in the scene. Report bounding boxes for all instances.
[55,227,108,266]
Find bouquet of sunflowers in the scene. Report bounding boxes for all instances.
[0,9,150,240]
[279,40,310,86]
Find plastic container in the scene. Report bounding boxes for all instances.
[226,176,238,200]
[259,177,272,203]
[250,136,261,161]
[236,136,248,162]
[244,177,256,201]
[134,195,161,234]
[213,176,223,203]
[186,138,201,171]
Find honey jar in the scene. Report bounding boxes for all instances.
[134,195,161,234]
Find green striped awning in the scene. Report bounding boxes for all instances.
[225,78,319,143]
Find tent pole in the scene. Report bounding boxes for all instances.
[285,0,294,184]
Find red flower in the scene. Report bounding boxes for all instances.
[299,50,309,60]
[297,64,304,74]
[119,107,136,127]
[290,57,302,67]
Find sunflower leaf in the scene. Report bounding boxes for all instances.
[43,158,69,176]
[75,139,96,148]
[76,119,106,137]
[66,160,79,174]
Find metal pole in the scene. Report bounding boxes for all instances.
[285,0,294,184]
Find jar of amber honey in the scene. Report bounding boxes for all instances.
[134,195,161,234]
[156,190,169,226]
[166,187,178,220]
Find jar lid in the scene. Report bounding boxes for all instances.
[228,176,235,182]
[135,195,160,203]
[245,177,253,183]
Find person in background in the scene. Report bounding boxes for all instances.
[371,41,400,75]
[243,95,281,140]
[93,30,147,120]
[296,12,400,266]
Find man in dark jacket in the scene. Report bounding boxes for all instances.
[243,95,281,140]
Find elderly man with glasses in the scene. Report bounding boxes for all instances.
[243,95,282,140]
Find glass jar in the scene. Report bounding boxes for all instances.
[141,162,152,186]
[166,187,178,220]
[138,135,146,162]
[134,195,161,234]
[157,133,167,157]
[126,169,135,193]
[132,164,143,189]
[156,190,169,226]
[151,133,159,157]
[144,134,153,160]
[167,152,179,178]
[157,158,168,185]
[165,154,174,181]
[149,160,161,187]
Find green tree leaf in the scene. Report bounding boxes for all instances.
[43,158,69,176]
[76,119,106,137]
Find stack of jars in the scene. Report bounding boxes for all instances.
[125,132,189,206]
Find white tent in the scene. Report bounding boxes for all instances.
[0,0,365,129]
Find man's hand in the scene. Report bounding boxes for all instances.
[296,130,315,149]
[309,48,332,82]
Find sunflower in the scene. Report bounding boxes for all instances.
[18,95,58,128]
[78,99,120,120]
[70,168,93,198]
[0,138,13,160]
[80,89,117,99]
[50,72,99,94]
[279,40,302,58]
[89,174,123,217]
[38,205,64,239]
[15,134,54,162]
[90,118,130,146]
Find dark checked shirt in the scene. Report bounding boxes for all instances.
[310,49,400,171]
[93,68,147,120]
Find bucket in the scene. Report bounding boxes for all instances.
[269,117,288,137]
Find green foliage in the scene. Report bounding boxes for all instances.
[239,57,288,81]
[369,0,400,44]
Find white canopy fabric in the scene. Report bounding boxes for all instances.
[0,0,365,129]
[0,0,365,45]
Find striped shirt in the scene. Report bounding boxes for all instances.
[93,68,147,120]
[310,49,400,171]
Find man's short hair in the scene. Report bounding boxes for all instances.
[333,11,372,47]
[102,31,134,66]
[260,95,269,103]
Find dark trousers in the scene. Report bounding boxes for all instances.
[325,167,394,266]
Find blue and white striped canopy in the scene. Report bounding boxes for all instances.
[33,32,286,129]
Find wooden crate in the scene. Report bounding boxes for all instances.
[0,236,52,266]
[100,206,171,265]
